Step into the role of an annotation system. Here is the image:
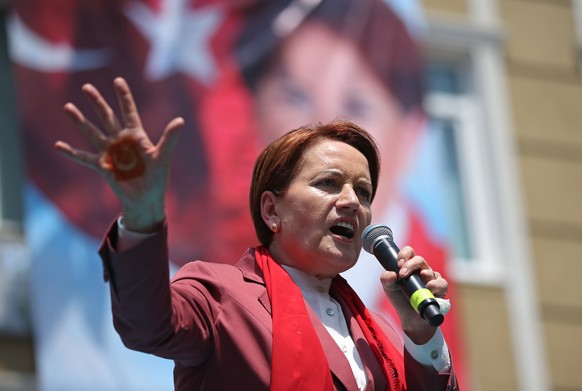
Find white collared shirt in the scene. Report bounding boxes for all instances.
[282,265,369,390]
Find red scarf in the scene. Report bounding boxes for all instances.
[254,246,404,390]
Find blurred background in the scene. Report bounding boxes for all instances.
[0,0,581,390]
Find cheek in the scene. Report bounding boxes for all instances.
[369,128,410,189]
[359,209,373,233]
[290,202,320,226]
[283,199,328,234]
[368,126,400,156]
[362,207,372,223]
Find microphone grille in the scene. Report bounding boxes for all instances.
[361,224,393,254]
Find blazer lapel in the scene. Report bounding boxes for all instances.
[236,248,272,315]
[337,298,387,391]
[257,290,271,314]
[305,304,359,391]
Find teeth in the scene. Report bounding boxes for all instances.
[336,221,354,230]
[330,221,355,239]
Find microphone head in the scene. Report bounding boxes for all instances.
[361,224,393,254]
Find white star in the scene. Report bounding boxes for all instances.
[124,0,223,83]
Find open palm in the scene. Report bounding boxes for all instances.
[54,77,184,232]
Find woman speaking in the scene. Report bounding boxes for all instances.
[55,77,458,390]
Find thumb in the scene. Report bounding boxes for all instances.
[157,117,184,161]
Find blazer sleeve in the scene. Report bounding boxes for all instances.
[404,348,459,391]
[371,311,459,390]
[98,220,217,366]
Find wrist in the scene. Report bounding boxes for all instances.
[402,321,437,345]
[121,201,165,234]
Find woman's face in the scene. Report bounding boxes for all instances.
[255,22,422,210]
[264,139,373,278]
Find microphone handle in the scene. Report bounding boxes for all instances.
[373,239,444,327]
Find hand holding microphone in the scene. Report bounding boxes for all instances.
[361,224,446,327]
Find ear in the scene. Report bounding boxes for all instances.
[260,190,279,228]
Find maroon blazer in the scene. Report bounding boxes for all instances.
[99,222,458,390]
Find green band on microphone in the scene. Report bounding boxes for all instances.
[409,288,435,311]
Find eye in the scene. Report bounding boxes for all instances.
[356,186,372,202]
[316,178,338,189]
[280,82,310,110]
[343,96,372,120]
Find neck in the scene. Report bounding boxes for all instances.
[267,245,338,280]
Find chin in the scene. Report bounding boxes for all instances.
[339,263,357,274]
[331,257,358,274]
[319,244,358,270]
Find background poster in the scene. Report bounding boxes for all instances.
[8,0,468,389]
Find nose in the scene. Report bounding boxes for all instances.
[336,185,359,211]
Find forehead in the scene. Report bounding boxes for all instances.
[298,139,371,177]
[279,23,370,86]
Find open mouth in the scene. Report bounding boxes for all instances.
[330,222,355,239]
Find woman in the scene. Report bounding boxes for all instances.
[233,3,469,385]
[55,77,458,390]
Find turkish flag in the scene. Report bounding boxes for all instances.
[12,0,263,265]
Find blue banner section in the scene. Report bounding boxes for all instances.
[26,183,173,391]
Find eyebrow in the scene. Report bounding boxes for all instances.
[318,168,372,185]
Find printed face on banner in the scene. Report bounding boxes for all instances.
[253,21,423,216]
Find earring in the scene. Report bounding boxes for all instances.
[271,222,279,233]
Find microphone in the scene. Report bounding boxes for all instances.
[361,224,444,327]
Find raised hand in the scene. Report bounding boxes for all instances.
[54,77,184,233]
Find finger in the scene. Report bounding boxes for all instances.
[399,254,427,279]
[397,246,415,268]
[379,270,400,293]
[156,117,184,161]
[431,280,449,299]
[113,77,143,130]
[63,103,108,149]
[424,270,448,298]
[54,141,101,170]
[435,272,449,298]
[82,83,122,136]
[417,268,437,282]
